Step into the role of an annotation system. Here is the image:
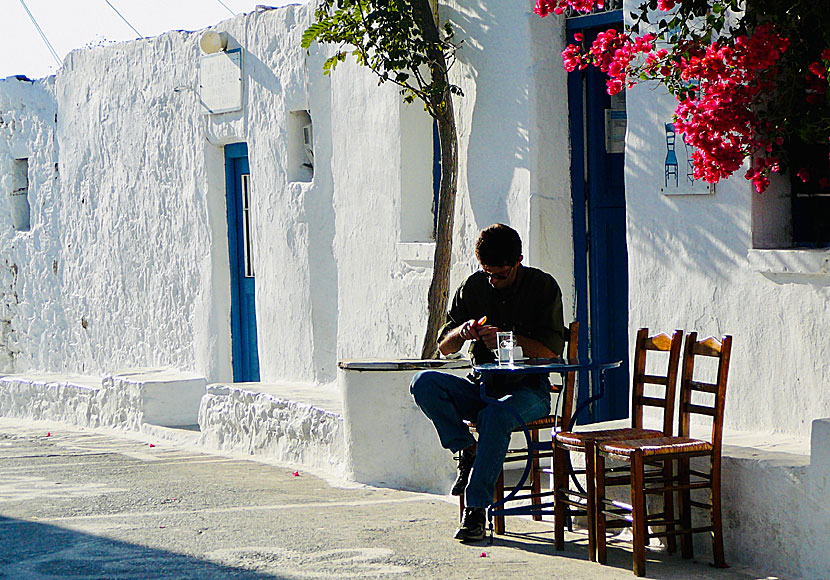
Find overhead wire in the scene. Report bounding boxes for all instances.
[216,0,237,16]
[103,0,143,38]
[19,0,62,67]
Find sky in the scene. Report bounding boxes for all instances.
[2,0,309,80]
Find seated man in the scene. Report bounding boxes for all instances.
[410,224,565,542]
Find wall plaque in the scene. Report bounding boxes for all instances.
[199,48,243,114]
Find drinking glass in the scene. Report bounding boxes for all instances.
[497,331,515,366]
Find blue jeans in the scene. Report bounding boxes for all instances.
[410,370,551,508]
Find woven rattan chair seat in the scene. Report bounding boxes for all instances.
[555,427,664,449]
[599,436,713,457]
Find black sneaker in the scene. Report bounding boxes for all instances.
[451,446,476,496]
[454,507,486,542]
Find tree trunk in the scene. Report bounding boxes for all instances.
[411,0,459,359]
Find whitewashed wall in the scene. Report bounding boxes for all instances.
[0,77,60,373]
[0,1,573,384]
[625,81,830,439]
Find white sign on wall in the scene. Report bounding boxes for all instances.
[199,49,243,114]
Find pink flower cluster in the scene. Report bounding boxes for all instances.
[534,0,603,17]
[671,24,790,191]
[549,0,798,192]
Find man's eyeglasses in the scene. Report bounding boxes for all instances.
[480,265,514,281]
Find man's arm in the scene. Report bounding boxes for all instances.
[515,335,555,358]
[438,325,467,356]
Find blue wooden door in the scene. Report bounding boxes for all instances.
[225,143,260,382]
[568,14,629,423]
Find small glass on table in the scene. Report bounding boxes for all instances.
[496,331,515,366]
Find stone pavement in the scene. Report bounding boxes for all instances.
[0,418,787,580]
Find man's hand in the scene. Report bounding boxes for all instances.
[439,316,490,356]
[476,325,499,350]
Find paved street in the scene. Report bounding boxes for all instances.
[0,418,783,580]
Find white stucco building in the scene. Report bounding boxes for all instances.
[1,1,828,578]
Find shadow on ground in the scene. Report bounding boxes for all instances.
[0,515,289,580]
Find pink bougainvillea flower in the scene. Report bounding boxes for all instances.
[657,0,676,10]
[149,443,156,448]
[574,32,583,41]
[808,62,827,79]
[47,432,51,437]
[480,552,487,557]
[797,168,811,182]
[822,48,830,62]
[292,470,300,477]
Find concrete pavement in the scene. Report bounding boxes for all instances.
[0,418,786,580]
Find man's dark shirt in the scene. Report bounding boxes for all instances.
[438,265,566,368]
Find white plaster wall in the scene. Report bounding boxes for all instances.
[0,77,60,373]
[441,1,575,315]
[1,1,573,387]
[625,77,830,439]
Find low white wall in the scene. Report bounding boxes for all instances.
[198,383,345,477]
[338,360,471,494]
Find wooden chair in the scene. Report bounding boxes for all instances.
[594,332,732,577]
[553,328,683,561]
[460,321,579,534]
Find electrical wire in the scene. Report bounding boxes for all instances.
[216,0,236,16]
[19,0,62,67]
[216,0,237,16]
[103,0,143,38]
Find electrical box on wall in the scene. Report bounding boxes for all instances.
[288,111,313,183]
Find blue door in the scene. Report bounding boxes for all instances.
[567,13,629,423]
[225,143,260,382]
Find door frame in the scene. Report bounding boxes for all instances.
[225,142,260,382]
[567,10,630,424]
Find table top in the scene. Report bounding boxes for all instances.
[474,357,622,374]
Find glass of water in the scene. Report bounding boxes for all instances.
[496,331,515,366]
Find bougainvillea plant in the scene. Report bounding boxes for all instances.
[536,0,830,193]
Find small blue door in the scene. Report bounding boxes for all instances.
[225,143,260,382]
[567,13,629,424]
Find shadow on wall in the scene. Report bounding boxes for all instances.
[444,2,531,227]
[624,100,752,282]
[0,516,290,579]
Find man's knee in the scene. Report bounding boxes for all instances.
[410,369,439,401]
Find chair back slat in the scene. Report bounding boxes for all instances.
[688,380,718,394]
[631,328,683,434]
[678,333,733,456]
[640,374,669,385]
[693,337,723,357]
[687,403,717,417]
[559,321,579,429]
[638,396,667,408]
[646,333,674,351]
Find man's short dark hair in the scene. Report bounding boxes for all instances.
[475,224,522,267]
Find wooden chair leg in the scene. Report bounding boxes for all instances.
[494,470,505,535]
[631,451,647,577]
[585,441,599,562]
[530,429,542,521]
[553,442,567,550]
[710,457,727,568]
[595,450,608,565]
[662,458,677,554]
[678,457,694,559]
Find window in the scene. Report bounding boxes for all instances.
[752,140,830,250]
[10,159,30,232]
[789,140,830,248]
